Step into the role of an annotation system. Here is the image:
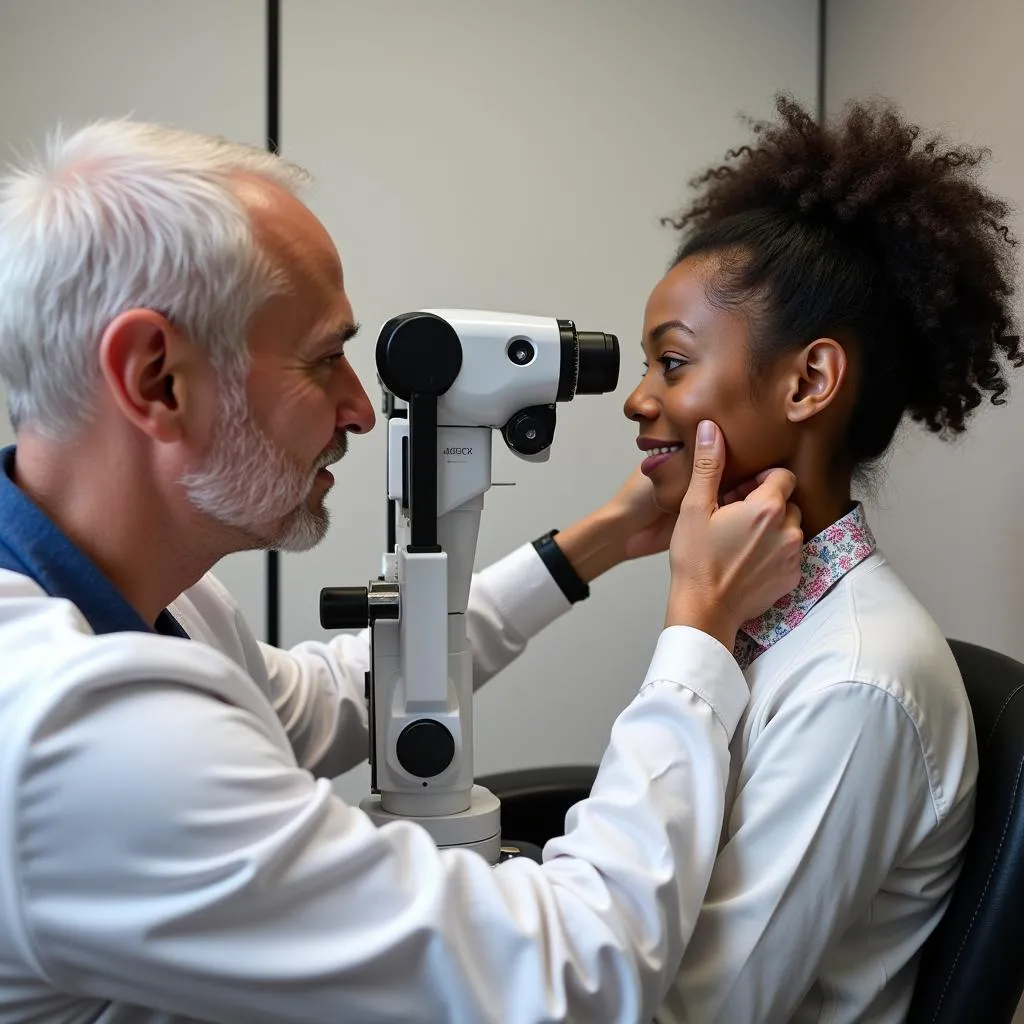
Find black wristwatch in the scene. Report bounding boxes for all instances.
[532,529,590,604]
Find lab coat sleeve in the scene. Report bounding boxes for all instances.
[656,680,951,1024]
[15,628,745,1024]
[257,543,570,777]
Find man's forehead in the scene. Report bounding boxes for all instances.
[233,175,342,275]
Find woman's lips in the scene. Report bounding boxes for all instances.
[640,444,684,477]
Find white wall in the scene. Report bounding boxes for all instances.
[827,0,1024,662]
[0,0,820,805]
[274,0,818,802]
[0,0,267,636]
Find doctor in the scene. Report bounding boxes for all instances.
[0,120,801,1023]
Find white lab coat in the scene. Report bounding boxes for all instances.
[0,543,747,1024]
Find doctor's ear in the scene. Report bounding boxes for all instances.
[783,337,848,424]
[97,309,201,442]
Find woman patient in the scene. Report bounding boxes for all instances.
[628,96,1022,1022]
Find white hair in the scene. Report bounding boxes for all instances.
[0,119,313,437]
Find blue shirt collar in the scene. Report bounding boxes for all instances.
[0,445,187,638]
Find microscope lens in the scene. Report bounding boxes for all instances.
[575,332,620,395]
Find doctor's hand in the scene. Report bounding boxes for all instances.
[665,420,803,652]
[550,467,676,585]
[600,467,677,561]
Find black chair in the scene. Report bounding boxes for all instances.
[906,638,1024,1024]
[482,638,1024,1023]
[480,765,597,853]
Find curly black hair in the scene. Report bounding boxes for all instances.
[661,93,1022,465]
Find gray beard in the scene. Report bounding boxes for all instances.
[180,389,345,553]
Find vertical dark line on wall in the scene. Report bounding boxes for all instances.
[265,0,281,647]
[817,0,828,123]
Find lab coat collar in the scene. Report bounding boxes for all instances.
[0,445,188,638]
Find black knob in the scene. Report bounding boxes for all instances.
[507,337,535,366]
[502,405,556,456]
[320,587,369,629]
[396,719,456,778]
[376,313,462,401]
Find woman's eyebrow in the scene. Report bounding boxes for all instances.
[649,319,696,342]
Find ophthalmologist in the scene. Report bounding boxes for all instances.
[0,120,802,1023]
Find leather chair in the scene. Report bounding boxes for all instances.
[481,765,597,853]
[481,638,1024,1023]
[906,639,1024,1024]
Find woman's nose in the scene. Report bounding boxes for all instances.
[624,383,657,423]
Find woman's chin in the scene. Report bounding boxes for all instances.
[652,477,688,515]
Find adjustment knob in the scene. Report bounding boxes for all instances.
[502,405,556,456]
[396,719,456,778]
[320,587,369,629]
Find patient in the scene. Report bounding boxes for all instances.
[628,96,1022,1023]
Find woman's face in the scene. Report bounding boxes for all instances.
[623,255,796,511]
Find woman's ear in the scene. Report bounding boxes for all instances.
[785,337,848,423]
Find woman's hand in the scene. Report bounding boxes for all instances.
[666,420,803,651]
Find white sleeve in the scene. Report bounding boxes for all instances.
[657,681,947,1024]
[464,541,571,687]
[258,544,569,776]
[14,628,744,1024]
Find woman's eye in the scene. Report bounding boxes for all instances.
[640,355,687,377]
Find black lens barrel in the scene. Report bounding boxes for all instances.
[556,320,619,401]
[576,331,619,395]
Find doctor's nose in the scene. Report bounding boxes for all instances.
[336,360,377,435]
